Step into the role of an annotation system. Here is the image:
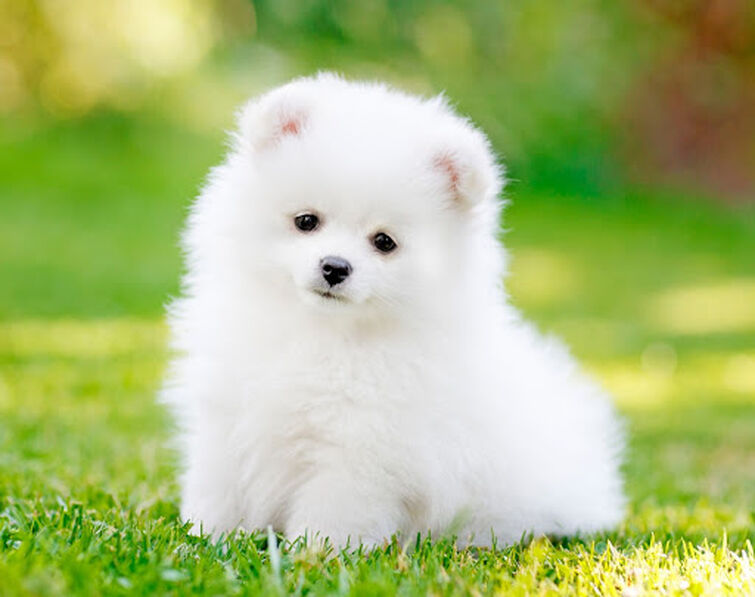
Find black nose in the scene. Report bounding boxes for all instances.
[320,256,352,287]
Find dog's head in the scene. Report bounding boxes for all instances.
[217,74,504,321]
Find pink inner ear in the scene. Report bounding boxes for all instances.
[274,108,308,141]
[433,153,461,194]
[279,116,302,136]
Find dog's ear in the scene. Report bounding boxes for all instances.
[237,83,313,151]
[430,127,503,208]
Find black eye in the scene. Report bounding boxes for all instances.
[373,232,397,254]
[294,213,319,232]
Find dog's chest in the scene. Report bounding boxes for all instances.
[268,339,430,403]
[251,342,435,443]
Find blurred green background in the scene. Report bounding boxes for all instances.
[0,1,754,593]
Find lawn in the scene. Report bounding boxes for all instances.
[1,114,753,595]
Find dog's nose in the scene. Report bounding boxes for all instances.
[320,256,352,287]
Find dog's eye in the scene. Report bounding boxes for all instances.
[294,213,319,232]
[373,232,397,254]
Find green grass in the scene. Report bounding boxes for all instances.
[1,115,754,595]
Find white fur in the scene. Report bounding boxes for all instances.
[163,73,624,548]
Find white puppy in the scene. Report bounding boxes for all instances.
[163,73,624,548]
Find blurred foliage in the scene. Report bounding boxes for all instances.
[2,0,753,200]
[0,0,251,115]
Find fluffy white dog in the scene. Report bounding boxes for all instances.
[163,73,624,548]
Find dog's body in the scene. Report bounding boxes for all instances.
[164,74,624,547]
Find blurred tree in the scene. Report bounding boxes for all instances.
[1,0,752,202]
[0,0,253,116]
[624,0,755,201]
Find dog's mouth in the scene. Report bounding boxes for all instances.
[312,288,348,302]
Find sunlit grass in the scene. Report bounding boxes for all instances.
[1,307,752,594]
[647,279,755,335]
[508,248,580,306]
[592,349,755,406]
